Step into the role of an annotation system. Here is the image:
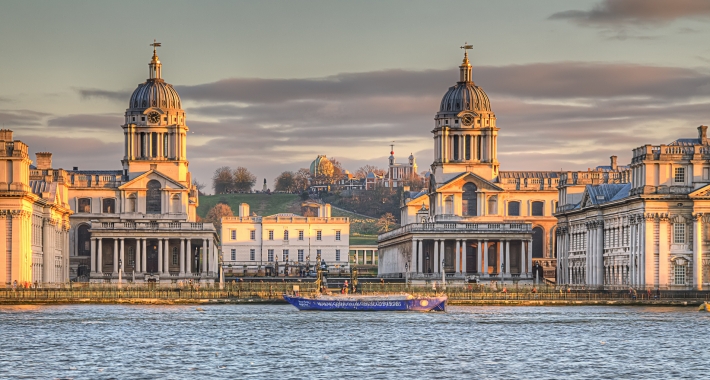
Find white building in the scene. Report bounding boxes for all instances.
[556,126,710,290]
[221,203,350,276]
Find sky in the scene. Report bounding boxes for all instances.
[2,0,710,192]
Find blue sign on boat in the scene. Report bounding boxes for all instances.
[283,294,446,312]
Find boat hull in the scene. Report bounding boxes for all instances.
[283,294,447,312]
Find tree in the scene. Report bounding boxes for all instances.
[192,180,206,196]
[204,202,234,232]
[376,212,397,233]
[329,158,346,184]
[233,166,256,192]
[274,171,296,192]
[294,168,311,192]
[355,165,380,179]
[212,166,234,194]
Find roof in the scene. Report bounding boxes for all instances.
[68,170,123,175]
[582,183,631,207]
[669,138,699,146]
[498,171,560,179]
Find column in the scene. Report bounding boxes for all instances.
[433,239,439,273]
[694,215,703,290]
[417,240,423,273]
[164,238,170,274]
[42,219,52,283]
[157,239,163,275]
[505,240,510,275]
[628,224,635,287]
[527,240,533,279]
[113,239,118,275]
[202,239,208,273]
[455,240,461,274]
[186,239,192,274]
[482,240,488,276]
[597,222,604,286]
[135,239,141,273]
[141,239,147,274]
[97,238,103,274]
[499,241,504,276]
[90,238,97,274]
[462,240,467,275]
[119,238,125,275]
[180,238,186,275]
[658,218,669,287]
[440,240,446,273]
[521,240,526,276]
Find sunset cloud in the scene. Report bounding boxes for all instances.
[549,0,710,27]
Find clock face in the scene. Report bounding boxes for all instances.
[148,112,161,124]
[461,114,474,126]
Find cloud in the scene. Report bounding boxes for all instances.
[0,109,50,127]
[78,88,132,102]
[47,114,124,131]
[549,0,710,27]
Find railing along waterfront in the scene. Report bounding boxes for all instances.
[379,222,532,242]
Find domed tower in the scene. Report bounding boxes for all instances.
[432,46,498,181]
[121,42,189,183]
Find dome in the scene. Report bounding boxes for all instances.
[310,155,334,177]
[129,80,181,110]
[439,82,490,113]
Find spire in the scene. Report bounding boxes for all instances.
[459,43,473,83]
[149,40,162,80]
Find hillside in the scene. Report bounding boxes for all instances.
[197,193,381,245]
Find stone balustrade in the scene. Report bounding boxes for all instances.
[378,221,532,242]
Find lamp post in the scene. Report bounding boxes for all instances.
[118,258,123,289]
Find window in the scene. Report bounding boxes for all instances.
[268,230,274,240]
[268,249,274,262]
[77,224,91,256]
[531,201,544,216]
[78,198,91,213]
[508,201,521,216]
[250,230,255,240]
[335,249,341,261]
[674,167,685,183]
[283,249,289,261]
[102,198,116,213]
[298,249,304,262]
[674,263,686,285]
[335,231,341,241]
[172,247,178,265]
[704,167,710,181]
[230,230,236,240]
[298,230,304,240]
[146,180,161,214]
[230,249,236,261]
[250,249,255,261]
[284,230,289,241]
[316,231,322,241]
[316,249,321,257]
[674,223,686,244]
[462,183,477,216]
[128,247,135,266]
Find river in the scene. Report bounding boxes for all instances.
[0,305,708,379]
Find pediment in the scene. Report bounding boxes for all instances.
[119,170,186,190]
[689,184,710,199]
[436,172,503,193]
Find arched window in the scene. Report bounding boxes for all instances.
[77,224,91,256]
[102,198,116,213]
[531,201,544,216]
[508,201,521,216]
[146,180,162,214]
[462,183,477,216]
[78,198,91,213]
[532,227,544,258]
[487,196,497,215]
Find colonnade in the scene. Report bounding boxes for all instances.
[90,236,217,278]
[434,129,496,164]
[125,126,187,161]
[408,238,532,277]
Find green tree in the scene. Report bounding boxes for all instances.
[212,166,234,194]
[233,166,256,192]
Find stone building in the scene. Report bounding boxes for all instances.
[556,126,710,290]
[65,44,219,284]
[0,130,72,286]
[378,49,558,282]
[221,203,350,277]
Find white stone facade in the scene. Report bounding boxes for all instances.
[556,126,710,290]
[221,203,350,276]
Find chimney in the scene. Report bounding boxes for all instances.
[239,203,250,217]
[699,125,708,144]
[35,152,52,170]
[610,155,618,171]
[324,203,331,218]
[0,129,13,142]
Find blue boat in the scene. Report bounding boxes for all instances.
[283,294,447,312]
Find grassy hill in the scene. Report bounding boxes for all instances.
[197,194,382,245]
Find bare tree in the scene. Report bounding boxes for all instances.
[274,171,296,192]
[204,203,234,232]
[192,180,206,196]
[212,166,234,194]
[355,165,380,179]
[233,167,256,192]
[295,168,311,192]
[376,212,397,233]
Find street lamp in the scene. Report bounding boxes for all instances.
[118,258,123,289]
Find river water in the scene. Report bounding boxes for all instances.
[0,304,708,379]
